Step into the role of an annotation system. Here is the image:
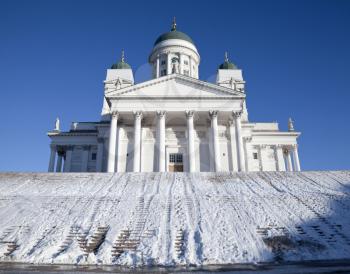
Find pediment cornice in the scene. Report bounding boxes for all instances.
[105,74,246,99]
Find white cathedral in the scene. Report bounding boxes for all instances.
[48,20,301,173]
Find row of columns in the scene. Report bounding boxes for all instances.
[155,52,194,78]
[283,145,301,171]
[107,110,246,173]
[253,144,300,172]
[48,143,105,172]
[48,145,73,172]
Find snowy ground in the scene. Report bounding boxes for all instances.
[0,171,349,267]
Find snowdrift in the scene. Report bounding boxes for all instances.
[0,171,349,266]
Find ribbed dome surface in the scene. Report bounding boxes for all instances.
[154,30,194,46]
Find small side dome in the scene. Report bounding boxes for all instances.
[154,17,195,46]
[219,52,237,70]
[111,50,131,69]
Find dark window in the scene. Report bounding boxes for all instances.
[184,60,188,65]
[161,69,167,76]
[161,60,166,65]
[91,153,97,161]
[183,70,189,76]
[253,152,258,160]
[169,153,183,163]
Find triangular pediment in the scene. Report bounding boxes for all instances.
[105,74,245,99]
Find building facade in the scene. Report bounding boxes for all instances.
[48,20,301,173]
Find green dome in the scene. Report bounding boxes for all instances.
[219,61,237,70]
[154,18,194,46]
[154,30,194,46]
[111,50,131,69]
[218,52,237,70]
[111,61,131,69]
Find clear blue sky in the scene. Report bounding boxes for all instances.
[0,0,349,172]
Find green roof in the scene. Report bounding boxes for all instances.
[154,30,194,46]
[219,52,237,70]
[111,50,131,69]
[111,61,131,69]
[219,61,237,70]
[154,18,194,46]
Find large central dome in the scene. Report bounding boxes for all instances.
[154,30,194,46]
[154,19,195,46]
[149,18,200,79]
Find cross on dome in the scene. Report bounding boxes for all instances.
[224,51,229,62]
[121,50,125,63]
[171,16,177,31]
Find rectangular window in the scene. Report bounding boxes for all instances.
[161,69,167,76]
[176,154,183,163]
[184,60,188,65]
[161,60,166,65]
[169,153,183,163]
[170,154,176,163]
[91,153,97,161]
[253,152,258,160]
[183,70,189,76]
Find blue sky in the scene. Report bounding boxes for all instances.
[0,0,349,171]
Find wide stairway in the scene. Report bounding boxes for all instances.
[0,171,349,266]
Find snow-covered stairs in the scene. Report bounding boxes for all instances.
[0,171,349,266]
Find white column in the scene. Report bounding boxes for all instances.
[229,120,238,171]
[48,144,56,172]
[189,56,193,77]
[157,111,166,172]
[133,111,143,172]
[209,110,220,172]
[186,110,196,172]
[292,144,301,171]
[258,145,264,171]
[81,145,90,172]
[107,111,119,172]
[63,146,73,172]
[284,148,293,171]
[233,111,245,171]
[96,138,104,172]
[56,150,64,172]
[116,127,122,172]
[156,54,160,78]
[275,145,286,171]
[167,52,172,75]
[179,53,184,75]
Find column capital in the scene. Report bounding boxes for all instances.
[156,110,166,118]
[57,150,65,157]
[133,111,143,119]
[82,145,90,150]
[243,136,252,143]
[185,110,195,118]
[111,111,119,119]
[228,120,234,126]
[276,144,284,148]
[50,144,57,150]
[65,145,74,151]
[232,110,243,118]
[209,110,218,118]
[291,144,298,149]
[283,148,290,154]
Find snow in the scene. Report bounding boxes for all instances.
[0,171,349,266]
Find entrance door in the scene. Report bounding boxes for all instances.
[168,153,184,172]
